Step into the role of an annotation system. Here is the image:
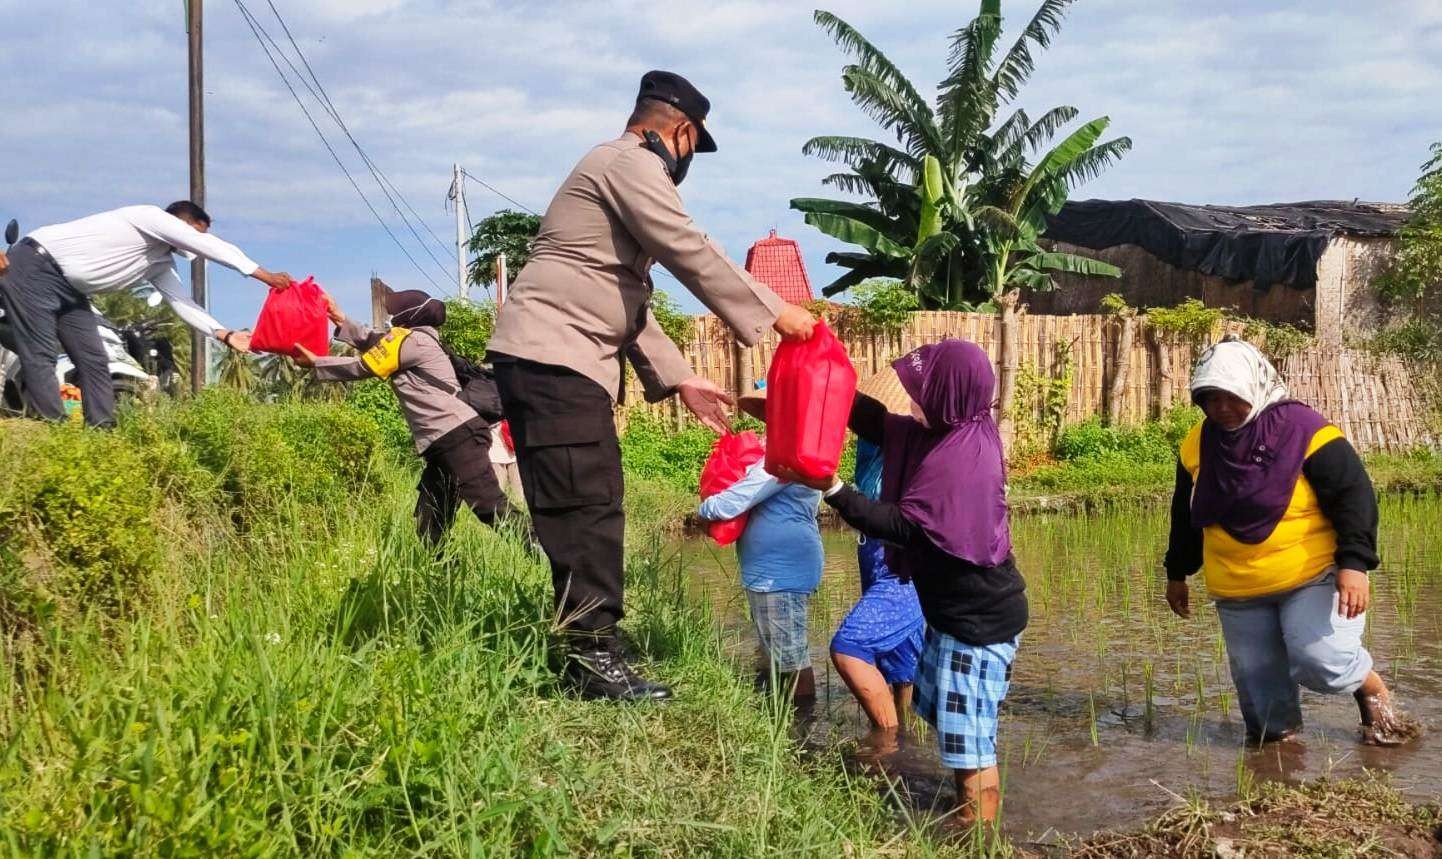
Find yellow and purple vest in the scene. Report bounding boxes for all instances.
[1179,421,1344,598]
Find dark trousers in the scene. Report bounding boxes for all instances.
[415,417,514,545]
[0,241,116,427]
[491,356,624,636]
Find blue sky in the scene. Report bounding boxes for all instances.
[2,0,1439,327]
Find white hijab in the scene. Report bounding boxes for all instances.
[1189,338,1289,428]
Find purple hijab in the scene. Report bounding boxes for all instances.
[1190,400,1329,543]
[881,340,1011,574]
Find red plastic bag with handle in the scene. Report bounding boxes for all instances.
[248,276,330,358]
[764,320,857,480]
[698,430,764,546]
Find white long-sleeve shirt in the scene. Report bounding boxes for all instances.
[28,205,260,335]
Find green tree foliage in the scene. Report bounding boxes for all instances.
[793,1,1129,310]
[215,349,259,394]
[466,209,541,289]
[439,298,497,361]
[650,290,696,348]
[1376,141,1442,302]
[832,277,920,335]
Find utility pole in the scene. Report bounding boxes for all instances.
[495,253,508,306]
[453,163,468,299]
[187,0,207,394]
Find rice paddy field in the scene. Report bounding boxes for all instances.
[681,493,1442,847]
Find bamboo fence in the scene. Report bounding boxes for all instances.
[621,310,1436,452]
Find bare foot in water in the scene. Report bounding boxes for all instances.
[1354,674,1423,746]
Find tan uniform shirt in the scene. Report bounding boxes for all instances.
[487,132,785,402]
[313,320,477,453]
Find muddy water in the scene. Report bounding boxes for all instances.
[677,494,1442,842]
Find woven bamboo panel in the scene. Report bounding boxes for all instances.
[620,312,1434,451]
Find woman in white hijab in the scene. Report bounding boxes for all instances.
[1162,338,1414,746]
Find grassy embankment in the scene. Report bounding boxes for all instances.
[0,392,947,856]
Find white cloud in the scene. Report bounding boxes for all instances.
[0,0,1437,319]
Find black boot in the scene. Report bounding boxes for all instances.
[563,639,672,701]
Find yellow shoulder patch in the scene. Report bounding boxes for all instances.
[1306,424,1344,457]
[360,327,413,380]
[1179,421,1204,476]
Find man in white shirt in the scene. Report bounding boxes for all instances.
[0,201,291,426]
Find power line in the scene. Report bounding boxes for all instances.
[232,0,450,293]
[460,169,540,216]
[239,1,456,289]
[260,0,457,269]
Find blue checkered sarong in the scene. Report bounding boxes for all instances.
[912,629,1018,770]
[745,589,812,672]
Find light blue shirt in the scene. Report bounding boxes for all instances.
[698,459,824,594]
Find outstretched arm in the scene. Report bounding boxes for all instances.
[698,462,787,521]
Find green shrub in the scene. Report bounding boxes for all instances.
[343,378,413,456]
[166,390,383,518]
[620,413,716,493]
[0,423,167,614]
[1054,404,1198,465]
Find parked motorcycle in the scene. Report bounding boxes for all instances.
[0,218,158,416]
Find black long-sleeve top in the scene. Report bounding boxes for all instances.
[1164,436,1380,581]
[824,395,1028,645]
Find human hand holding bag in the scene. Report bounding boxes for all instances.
[249,276,330,359]
[764,320,857,480]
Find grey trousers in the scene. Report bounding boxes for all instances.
[0,241,115,427]
[1215,569,1372,740]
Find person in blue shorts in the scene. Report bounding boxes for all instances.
[830,438,926,730]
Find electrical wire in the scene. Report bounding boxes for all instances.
[233,0,452,294]
[261,0,457,268]
[460,169,540,216]
[240,0,457,289]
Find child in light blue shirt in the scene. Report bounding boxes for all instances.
[698,392,823,699]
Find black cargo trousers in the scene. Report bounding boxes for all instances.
[490,356,625,637]
[415,416,514,546]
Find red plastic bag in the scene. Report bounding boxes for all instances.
[764,320,857,480]
[698,430,764,546]
[249,276,330,358]
[499,420,515,455]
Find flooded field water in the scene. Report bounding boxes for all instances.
[676,494,1442,842]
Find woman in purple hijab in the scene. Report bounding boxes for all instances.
[778,338,1028,826]
[1163,338,1413,746]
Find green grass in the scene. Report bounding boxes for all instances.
[0,403,948,856]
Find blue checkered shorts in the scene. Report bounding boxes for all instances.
[745,590,812,672]
[913,629,1018,770]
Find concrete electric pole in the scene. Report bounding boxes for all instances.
[187,0,208,393]
[453,163,467,299]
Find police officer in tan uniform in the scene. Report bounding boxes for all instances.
[487,71,816,700]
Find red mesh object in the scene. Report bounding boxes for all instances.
[764,320,857,480]
[248,276,329,358]
[744,230,814,306]
[698,430,764,546]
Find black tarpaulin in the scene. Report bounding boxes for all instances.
[1044,199,1407,288]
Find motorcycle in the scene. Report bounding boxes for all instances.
[0,218,159,416]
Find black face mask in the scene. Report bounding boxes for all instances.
[642,130,692,186]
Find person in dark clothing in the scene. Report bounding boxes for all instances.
[294,288,514,544]
[1162,338,1415,746]
[776,339,1027,827]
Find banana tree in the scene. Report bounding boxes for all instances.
[970,116,1130,295]
[794,0,1129,309]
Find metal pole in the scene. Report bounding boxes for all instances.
[187,0,207,394]
[496,253,508,306]
[454,163,467,299]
